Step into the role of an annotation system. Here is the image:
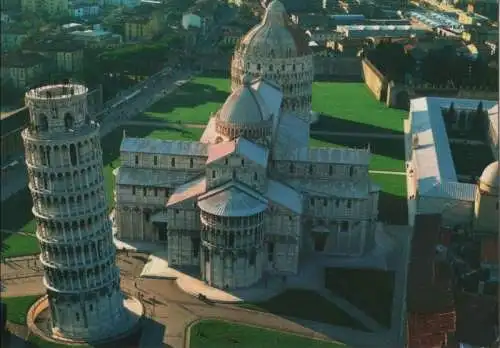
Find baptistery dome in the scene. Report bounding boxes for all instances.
[231,0,314,123]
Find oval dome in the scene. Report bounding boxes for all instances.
[479,161,499,194]
[237,0,310,59]
[218,79,271,125]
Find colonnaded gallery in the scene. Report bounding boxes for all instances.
[114,0,383,289]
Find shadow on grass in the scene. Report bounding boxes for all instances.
[311,133,405,163]
[378,192,408,226]
[325,268,395,329]
[0,188,34,232]
[311,114,403,135]
[239,289,369,332]
[138,81,229,121]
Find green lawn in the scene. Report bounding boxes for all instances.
[325,268,395,328]
[310,136,405,172]
[1,233,40,258]
[1,295,40,325]
[370,173,407,225]
[137,77,407,135]
[138,77,231,123]
[238,289,367,331]
[311,82,407,134]
[190,320,348,348]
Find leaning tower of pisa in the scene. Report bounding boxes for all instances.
[22,83,129,341]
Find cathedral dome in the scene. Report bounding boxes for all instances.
[218,77,271,125]
[479,161,499,194]
[237,0,310,59]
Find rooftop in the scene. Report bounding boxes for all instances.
[120,137,208,157]
[409,97,496,200]
[407,214,455,313]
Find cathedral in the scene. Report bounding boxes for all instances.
[114,0,382,289]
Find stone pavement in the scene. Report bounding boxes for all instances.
[2,234,411,348]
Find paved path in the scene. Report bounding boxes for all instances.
[2,255,403,348]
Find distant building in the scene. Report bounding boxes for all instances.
[121,6,164,41]
[69,29,123,48]
[336,25,429,41]
[68,1,100,18]
[102,0,140,8]
[1,52,46,88]
[1,25,28,52]
[21,0,68,17]
[23,36,85,73]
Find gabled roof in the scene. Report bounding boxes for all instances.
[423,182,476,201]
[265,179,302,214]
[250,77,283,119]
[283,146,371,165]
[206,137,269,168]
[116,167,199,187]
[166,176,207,207]
[198,181,268,217]
[121,137,208,157]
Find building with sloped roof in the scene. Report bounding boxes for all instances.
[114,0,383,290]
[405,97,498,229]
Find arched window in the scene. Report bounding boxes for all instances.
[241,159,245,166]
[189,158,194,168]
[289,163,295,173]
[64,112,74,130]
[171,158,176,167]
[69,144,77,166]
[39,114,48,131]
[269,64,273,71]
[292,64,296,71]
[349,166,354,177]
[253,172,258,181]
[257,64,261,71]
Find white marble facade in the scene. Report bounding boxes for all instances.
[114,0,382,290]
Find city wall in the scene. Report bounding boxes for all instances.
[361,58,387,101]
[202,54,363,80]
[362,57,498,110]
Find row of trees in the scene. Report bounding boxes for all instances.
[368,41,498,90]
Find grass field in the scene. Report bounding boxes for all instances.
[310,136,405,172]
[138,77,231,123]
[137,77,407,135]
[2,295,39,325]
[311,82,407,134]
[325,268,395,328]
[190,320,349,348]
[238,289,368,331]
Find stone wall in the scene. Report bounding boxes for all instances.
[361,58,388,102]
[313,56,363,79]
